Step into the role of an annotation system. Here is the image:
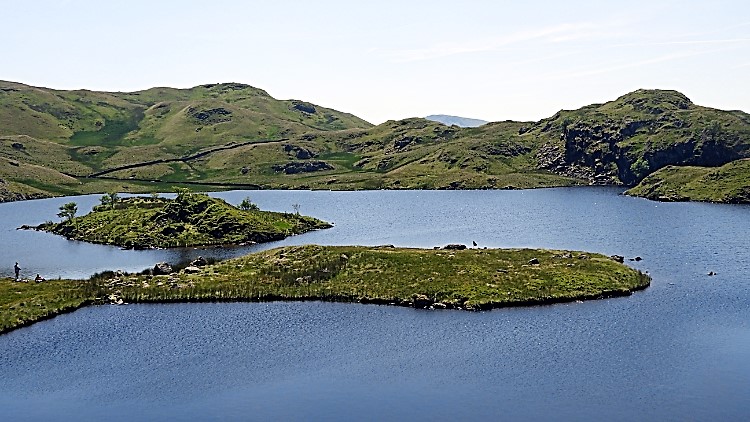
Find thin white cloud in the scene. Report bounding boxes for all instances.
[548,49,719,80]
[380,22,607,62]
[612,38,750,48]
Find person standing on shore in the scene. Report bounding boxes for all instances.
[14,262,21,281]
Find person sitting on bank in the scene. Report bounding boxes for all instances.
[34,274,45,283]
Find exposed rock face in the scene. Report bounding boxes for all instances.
[272,161,334,174]
[291,101,316,114]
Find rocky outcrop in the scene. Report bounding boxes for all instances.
[187,107,232,124]
[283,144,318,159]
[272,161,334,174]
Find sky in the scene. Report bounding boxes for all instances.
[2,0,749,124]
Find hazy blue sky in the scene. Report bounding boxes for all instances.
[3,0,749,124]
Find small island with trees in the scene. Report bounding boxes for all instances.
[35,189,331,249]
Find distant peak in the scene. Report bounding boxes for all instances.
[425,115,488,127]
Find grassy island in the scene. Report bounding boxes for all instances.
[626,159,750,204]
[36,190,331,249]
[1,245,650,334]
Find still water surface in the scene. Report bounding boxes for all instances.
[0,188,748,420]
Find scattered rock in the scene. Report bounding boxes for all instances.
[190,256,208,267]
[707,271,716,276]
[11,142,25,150]
[240,166,249,175]
[528,258,540,265]
[578,254,589,260]
[610,255,625,263]
[153,262,173,275]
[340,254,349,261]
[634,256,643,261]
[443,244,467,250]
[183,266,201,274]
[412,294,433,308]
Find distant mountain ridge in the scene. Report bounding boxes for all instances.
[425,114,488,127]
[1,81,749,202]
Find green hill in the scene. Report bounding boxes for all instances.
[530,89,750,185]
[2,81,749,200]
[625,158,750,203]
[37,191,331,249]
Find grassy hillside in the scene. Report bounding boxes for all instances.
[38,191,331,248]
[1,81,749,199]
[1,245,650,333]
[625,158,750,203]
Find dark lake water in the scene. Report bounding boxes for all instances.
[1,188,749,420]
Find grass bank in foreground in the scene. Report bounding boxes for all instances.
[0,278,99,334]
[0,245,650,334]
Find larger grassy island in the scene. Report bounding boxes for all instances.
[1,245,650,334]
[35,190,331,249]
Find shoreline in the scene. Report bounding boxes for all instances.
[0,280,650,336]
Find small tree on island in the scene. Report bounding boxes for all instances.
[58,202,78,222]
[238,196,259,211]
[99,192,120,210]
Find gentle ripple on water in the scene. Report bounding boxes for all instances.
[1,188,749,420]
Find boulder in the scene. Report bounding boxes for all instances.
[528,258,540,265]
[153,262,173,275]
